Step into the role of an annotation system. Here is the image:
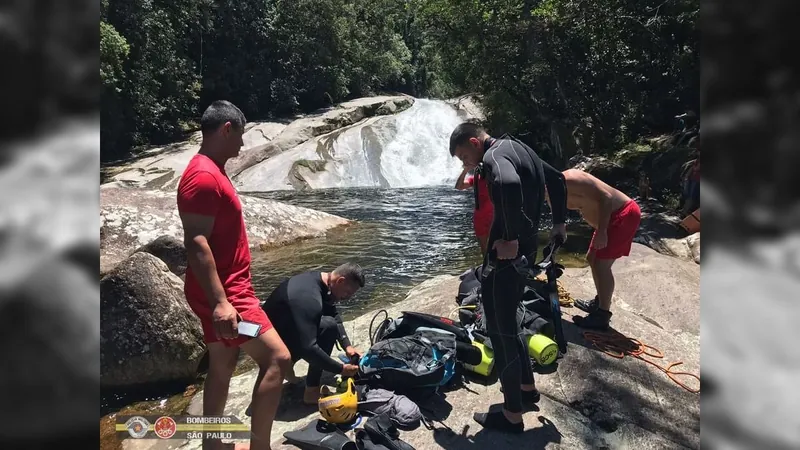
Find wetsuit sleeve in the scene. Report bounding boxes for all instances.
[333,308,353,348]
[294,295,344,374]
[541,160,567,225]
[486,153,523,241]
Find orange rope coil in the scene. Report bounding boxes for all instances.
[581,331,701,394]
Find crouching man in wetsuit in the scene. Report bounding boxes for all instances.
[449,123,568,433]
[262,263,364,405]
[550,169,642,329]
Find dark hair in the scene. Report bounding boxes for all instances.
[200,100,246,135]
[449,122,485,156]
[333,262,365,288]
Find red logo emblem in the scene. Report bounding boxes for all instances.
[154,416,177,439]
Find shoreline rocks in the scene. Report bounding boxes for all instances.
[100,186,350,276]
[101,252,205,389]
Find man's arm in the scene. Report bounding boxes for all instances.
[455,167,475,191]
[294,297,344,374]
[593,183,614,235]
[541,160,567,225]
[332,308,353,349]
[177,171,227,308]
[486,151,523,241]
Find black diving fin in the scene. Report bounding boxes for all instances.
[283,419,357,450]
[359,414,415,450]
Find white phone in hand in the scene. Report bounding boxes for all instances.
[238,321,262,338]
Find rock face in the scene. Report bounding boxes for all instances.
[103,122,287,191]
[234,98,464,191]
[662,233,701,263]
[134,235,187,278]
[122,243,699,450]
[568,137,694,200]
[224,96,414,179]
[100,252,205,388]
[568,154,633,190]
[631,200,701,264]
[100,186,350,274]
[103,96,414,192]
[446,94,486,122]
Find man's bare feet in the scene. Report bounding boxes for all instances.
[303,386,322,405]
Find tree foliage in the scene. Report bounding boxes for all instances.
[100,0,698,161]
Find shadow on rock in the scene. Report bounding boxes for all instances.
[411,391,454,423]
[432,409,562,450]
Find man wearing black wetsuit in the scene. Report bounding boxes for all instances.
[449,122,568,433]
[261,263,365,405]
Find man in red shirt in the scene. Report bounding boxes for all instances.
[177,100,291,450]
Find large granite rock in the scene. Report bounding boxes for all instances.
[122,243,700,450]
[234,98,463,191]
[134,235,187,278]
[103,121,287,191]
[103,96,414,192]
[224,96,414,179]
[446,94,486,122]
[100,187,349,274]
[100,252,205,388]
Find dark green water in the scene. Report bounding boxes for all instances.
[249,186,592,320]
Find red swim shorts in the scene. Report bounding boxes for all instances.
[185,293,273,348]
[590,200,642,259]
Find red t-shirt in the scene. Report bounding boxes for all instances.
[177,154,255,307]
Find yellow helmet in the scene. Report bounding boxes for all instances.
[318,377,358,424]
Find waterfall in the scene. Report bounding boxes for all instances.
[301,99,466,189]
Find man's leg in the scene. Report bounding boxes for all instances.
[575,253,616,329]
[593,257,617,311]
[473,262,526,432]
[202,342,241,450]
[575,243,600,313]
[240,328,292,450]
[303,316,338,405]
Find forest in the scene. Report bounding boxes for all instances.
[100,0,699,162]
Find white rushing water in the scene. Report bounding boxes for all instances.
[235,98,468,191]
[312,98,466,188]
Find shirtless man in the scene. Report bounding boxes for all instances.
[550,169,642,329]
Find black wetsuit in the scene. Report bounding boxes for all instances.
[480,136,567,414]
[262,271,352,386]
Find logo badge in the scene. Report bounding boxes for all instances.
[125,416,150,439]
[154,416,178,439]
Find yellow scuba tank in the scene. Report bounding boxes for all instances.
[464,340,494,377]
[527,333,558,366]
